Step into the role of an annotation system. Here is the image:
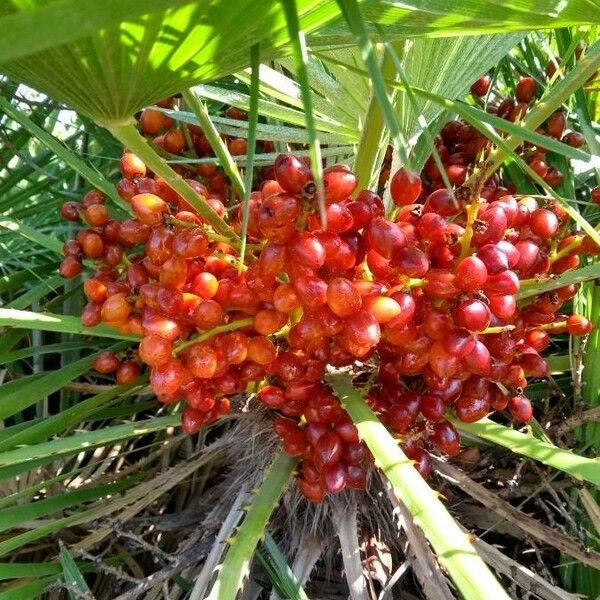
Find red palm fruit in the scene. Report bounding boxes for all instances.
[322,164,358,203]
[431,421,461,456]
[247,336,277,365]
[60,201,82,222]
[80,297,102,325]
[472,204,508,246]
[83,204,109,227]
[83,278,108,303]
[484,270,519,296]
[116,361,141,384]
[253,309,287,335]
[520,351,547,377]
[163,129,186,154]
[62,239,82,257]
[289,232,326,269]
[455,299,491,332]
[420,393,446,421]
[417,212,448,244]
[92,352,120,373]
[258,193,300,243]
[347,201,372,230]
[298,478,325,503]
[356,189,384,217]
[150,358,186,395]
[101,293,132,323]
[173,227,208,258]
[345,465,367,489]
[326,277,362,318]
[477,244,508,274]
[145,226,175,265]
[529,208,559,238]
[192,300,224,330]
[190,272,218,299]
[137,177,159,195]
[159,255,188,289]
[442,328,476,358]
[544,168,564,188]
[429,341,461,378]
[342,310,381,348]
[390,167,422,206]
[273,154,312,194]
[566,314,593,335]
[366,218,407,258]
[463,340,491,376]
[102,244,122,267]
[118,219,150,245]
[471,74,491,97]
[392,246,429,277]
[139,108,165,134]
[563,131,585,147]
[456,256,488,292]
[185,345,217,378]
[138,335,173,367]
[422,188,463,216]
[546,111,566,138]
[516,76,536,103]
[362,295,401,324]
[181,406,207,435]
[82,190,105,207]
[259,385,285,409]
[120,151,146,179]
[131,193,169,226]
[424,269,458,299]
[508,394,533,422]
[80,231,104,258]
[283,429,309,456]
[142,312,182,342]
[314,202,354,233]
[228,137,247,155]
[222,331,248,365]
[261,179,284,199]
[273,283,301,314]
[322,463,346,493]
[314,432,343,468]
[293,274,328,309]
[455,395,490,422]
[422,306,453,341]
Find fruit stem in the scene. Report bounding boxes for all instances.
[549,237,583,263]
[173,317,253,355]
[479,325,516,334]
[458,199,482,261]
[106,121,240,244]
[536,320,567,331]
[407,277,426,288]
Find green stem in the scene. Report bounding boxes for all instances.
[205,451,297,600]
[106,120,239,243]
[450,416,600,486]
[328,371,510,600]
[181,90,246,200]
[173,317,253,355]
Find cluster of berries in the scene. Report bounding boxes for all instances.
[57,91,594,501]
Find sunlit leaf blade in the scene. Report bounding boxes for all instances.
[0,1,343,122]
[0,309,140,340]
[452,417,600,486]
[2,2,600,123]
